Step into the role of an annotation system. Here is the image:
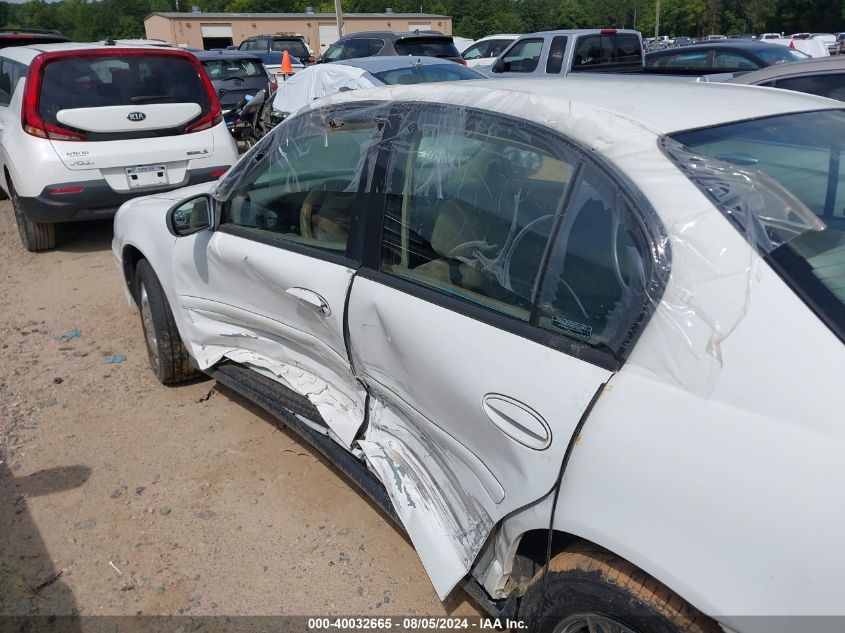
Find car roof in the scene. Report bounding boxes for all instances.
[727,55,845,84]
[319,76,842,139]
[193,49,262,61]
[516,28,640,37]
[1,41,189,65]
[472,34,520,42]
[334,55,471,72]
[338,30,450,40]
[648,40,791,56]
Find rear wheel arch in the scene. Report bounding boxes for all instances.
[514,537,721,633]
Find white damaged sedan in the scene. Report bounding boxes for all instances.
[114,78,845,633]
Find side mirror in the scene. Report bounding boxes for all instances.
[167,194,214,237]
[492,58,506,73]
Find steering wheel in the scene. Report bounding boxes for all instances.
[299,179,351,239]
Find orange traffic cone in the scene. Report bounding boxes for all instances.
[281,49,293,81]
[789,40,795,49]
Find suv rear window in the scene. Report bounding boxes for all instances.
[38,54,210,138]
[571,34,643,72]
[202,57,266,80]
[271,38,309,59]
[395,38,460,58]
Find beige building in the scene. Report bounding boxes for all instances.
[144,11,453,54]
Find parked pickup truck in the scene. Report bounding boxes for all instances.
[483,28,739,78]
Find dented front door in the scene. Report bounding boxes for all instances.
[171,105,385,447]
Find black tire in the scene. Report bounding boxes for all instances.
[134,259,198,384]
[518,543,720,633]
[9,180,55,251]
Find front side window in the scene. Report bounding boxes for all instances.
[218,107,382,254]
[773,73,845,101]
[667,109,845,343]
[461,42,489,60]
[756,47,810,65]
[380,109,577,321]
[496,38,543,73]
[322,42,345,62]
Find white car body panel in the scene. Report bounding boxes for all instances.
[113,79,845,628]
[170,231,366,448]
[349,277,610,598]
[767,37,830,57]
[56,103,201,134]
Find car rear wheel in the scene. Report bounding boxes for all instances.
[134,259,198,384]
[518,543,720,633]
[9,180,55,252]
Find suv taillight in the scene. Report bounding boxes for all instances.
[185,52,223,134]
[307,55,315,63]
[22,53,86,142]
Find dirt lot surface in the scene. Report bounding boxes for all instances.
[0,201,480,618]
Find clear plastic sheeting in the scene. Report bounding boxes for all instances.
[271,64,380,116]
[662,138,826,255]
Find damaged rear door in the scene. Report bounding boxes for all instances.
[171,104,386,447]
[348,104,659,597]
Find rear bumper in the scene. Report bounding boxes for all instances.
[16,166,230,224]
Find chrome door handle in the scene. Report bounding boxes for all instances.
[482,394,551,450]
[285,287,331,316]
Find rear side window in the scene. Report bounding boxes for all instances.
[571,34,643,71]
[372,63,483,85]
[380,108,577,321]
[545,36,568,73]
[38,54,210,131]
[648,51,709,69]
[202,58,266,80]
[0,59,26,106]
[536,167,653,350]
[271,38,309,60]
[497,38,543,73]
[774,73,845,100]
[394,38,460,58]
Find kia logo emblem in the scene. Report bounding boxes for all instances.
[127,112,146,122]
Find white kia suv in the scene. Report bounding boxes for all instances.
[0,42,238,251]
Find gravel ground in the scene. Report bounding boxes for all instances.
[0,201,480,619]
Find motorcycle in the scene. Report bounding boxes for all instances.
[224,89,267,150]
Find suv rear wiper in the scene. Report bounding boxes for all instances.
[129,95,173,103]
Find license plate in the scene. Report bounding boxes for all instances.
[126,165,168,189]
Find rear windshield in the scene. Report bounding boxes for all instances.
[271,39,309,59]
[666,109,845,343]
[756,47,811,65]
[202,57,266,80]
[372,63,483,85]
[571,34,643,71]
[395,38,460,58]
[38,54,210,134]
